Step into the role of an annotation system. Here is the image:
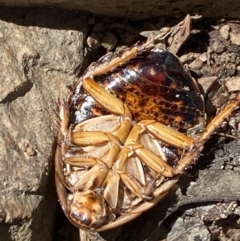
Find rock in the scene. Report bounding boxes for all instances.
[219,25,230,40]
[210,40,226,53]
[166,217,211,241]
[225,76,240,92]
[229,23,240,45]
[188,57,204,70]
[0,1,240,20]
[0,8,88,241]
[87,33,101,50]
[101,32,118,51]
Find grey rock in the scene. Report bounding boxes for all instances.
[0,8,88,241]
[167,217,211,241]
[0,1,240,20]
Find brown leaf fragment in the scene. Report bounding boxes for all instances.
[168,14,192,54]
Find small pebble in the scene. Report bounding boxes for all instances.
[225,76,240,92]
[229,23,240,45]
[26,146,36,156]
[219,25,230,40]
[189,58,204,70]
[211,40,226,53]
[101,32,117,51]
[199,52,208,62]
[86,33,100,50]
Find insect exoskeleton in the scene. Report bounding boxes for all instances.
[55,40,240,231]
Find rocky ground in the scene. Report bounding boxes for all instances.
[0,7,239,241]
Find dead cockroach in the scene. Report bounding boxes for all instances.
[55,36,240,232]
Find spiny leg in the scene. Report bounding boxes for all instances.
[176,94,240,173]
[82,77,132,143]
[136,120,195,149]
[122,120,195,176]
[86,47,140,77]
[83,32,170,79]
[62,132,122,229]
[109,123,182,199]
[65,131,121,189]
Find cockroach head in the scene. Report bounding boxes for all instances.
[69,190,107,229]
